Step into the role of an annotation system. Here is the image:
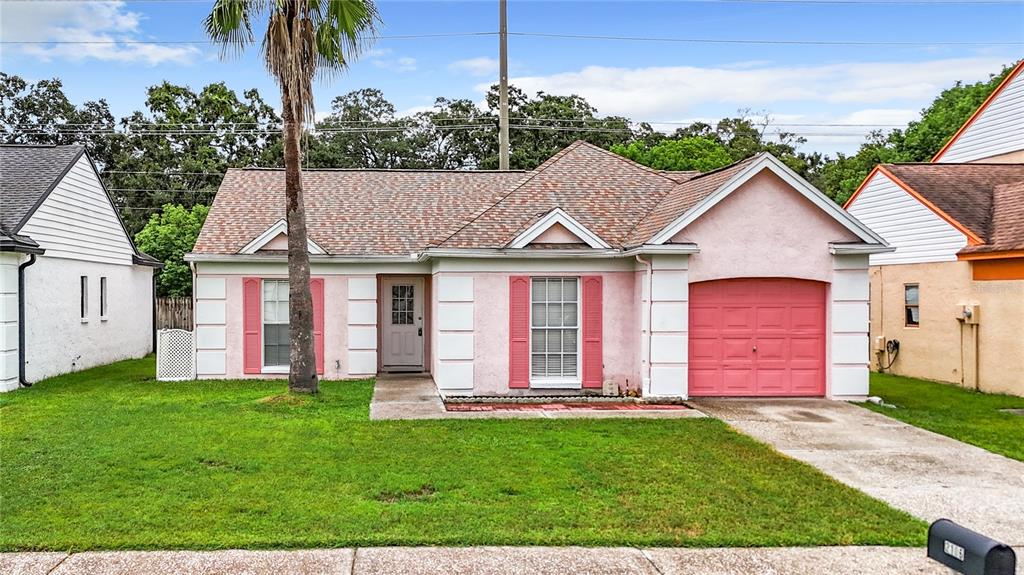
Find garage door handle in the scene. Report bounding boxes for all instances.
[752,346,757,352]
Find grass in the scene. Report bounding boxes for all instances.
[864,372,1024,462]
[0,357,925,551]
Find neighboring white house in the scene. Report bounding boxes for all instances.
[1,144,162,391]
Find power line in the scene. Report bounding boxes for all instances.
[4,0,1019,4]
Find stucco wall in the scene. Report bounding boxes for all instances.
[23,256,154,382]
[869,261,1024,396]
[466,270,640,395]
[0,252,21,391]
[675,170,860,283]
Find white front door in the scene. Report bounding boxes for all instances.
[381,277,425,370]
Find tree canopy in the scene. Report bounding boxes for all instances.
[134,204,210,297]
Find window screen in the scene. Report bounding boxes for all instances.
[530,277,579,379]
[263,280,289,367]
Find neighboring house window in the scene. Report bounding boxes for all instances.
[80,276,88,320]
[904,284,920,327]
[100,277,108,319]
[530,277,579,380]
[263,280,289,367]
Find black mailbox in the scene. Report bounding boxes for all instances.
[927,519,1016,575]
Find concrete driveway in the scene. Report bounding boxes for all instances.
[690,399,1024,546]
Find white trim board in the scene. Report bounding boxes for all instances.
[238,219,326,255]
[648,153,887,247]
[508,208,611,249]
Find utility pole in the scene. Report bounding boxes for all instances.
[498,0,509,170]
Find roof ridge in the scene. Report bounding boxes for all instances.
[229,167,530,173]
[428,141,587,248]
[887,162,1024,167]
[620,153,763,246]
[570,140,685,183]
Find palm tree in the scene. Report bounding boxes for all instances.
[205,0,378,393]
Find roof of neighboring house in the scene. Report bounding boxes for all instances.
[193,168,527,256]
[196,141,875,257]
[860,163,1024,254]
[932,59,1024,163]
[0,144,86,233]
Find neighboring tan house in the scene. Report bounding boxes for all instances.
[187,141,888,400]
[845,60,1024,397]
[0,145,162,391]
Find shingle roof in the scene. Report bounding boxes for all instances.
[625,156,761,246]
[960,180,1024,254]
[436,141,681,249]
[881,163,1024,252]
[197,143,818,256]
[0,144,85,233]
[192,168,527,255]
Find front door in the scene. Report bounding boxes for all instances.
[381,277,425,370]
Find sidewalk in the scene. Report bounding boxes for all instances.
[2,546,968,575]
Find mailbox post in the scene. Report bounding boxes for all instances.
[927,519,1016,575]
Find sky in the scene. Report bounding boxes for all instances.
[1,0,1022,155]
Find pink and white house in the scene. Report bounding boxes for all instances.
[186,141,888,399]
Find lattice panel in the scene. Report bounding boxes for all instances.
[156,329,196,381]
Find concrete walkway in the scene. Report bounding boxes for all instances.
[369,374,705,420]
[691,398,1024,546]
[0,546,980,575]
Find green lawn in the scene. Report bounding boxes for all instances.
[0,357,924,551]
[865,372,1024,462]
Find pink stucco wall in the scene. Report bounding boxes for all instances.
[472,271,640,394]
[221,274,349,379]
[675,170,858,283]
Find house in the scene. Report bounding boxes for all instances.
[844,60,1024,397]
[0,145,162,391]
[186,141,888,399]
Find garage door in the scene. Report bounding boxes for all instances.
[689,278,826,397]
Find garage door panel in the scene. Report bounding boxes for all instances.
[756,306,787,331]
[690,306,720,331]
[722,369,755,394]
[689,337,720,361]
[689,369,722,395]
[688,278,825,397]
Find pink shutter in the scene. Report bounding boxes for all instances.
[581,275,603,388]
[311,277,325,375]
[509,276,530,388]
[243,277,262,374]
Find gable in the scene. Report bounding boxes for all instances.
[933,61,1024,163]
[531,222,584,244]
[238,219,326,255]
[845,170,968,265]
[508,207,611,249]
[18,154,135,265]
[674,169,860,282]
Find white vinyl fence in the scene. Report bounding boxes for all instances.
[156,329,196,381]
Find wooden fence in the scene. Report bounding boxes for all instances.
[156,297,194,330]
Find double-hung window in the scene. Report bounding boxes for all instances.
[530,277,579,383]
[262,280,289,367]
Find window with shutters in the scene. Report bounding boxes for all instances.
[262,280,289,367]
[530,277,580,382]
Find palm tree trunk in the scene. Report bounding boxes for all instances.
[282,87,318,394]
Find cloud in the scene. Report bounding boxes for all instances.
[449,57,499,77]
[370,54,418,73]
[1,0,198,65]
[483,57,1008,121]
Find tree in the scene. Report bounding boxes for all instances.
[611,137,733,172]
[307,88,421,168]
[206,0,379,394]
[134,204,210,297]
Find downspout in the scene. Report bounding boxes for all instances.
[635,255,653,394]
[18,254,37,387]
[151,272,158,352]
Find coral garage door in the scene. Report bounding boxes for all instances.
[689,278,826,397]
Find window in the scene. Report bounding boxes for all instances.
[391,284,414,325]
[262,280,289,367]
[904,284,919,327]
[530,277,579,380]
[80,276,88,320]
[99,277,108,319]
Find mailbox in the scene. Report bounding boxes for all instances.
[927,519,1016,575]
